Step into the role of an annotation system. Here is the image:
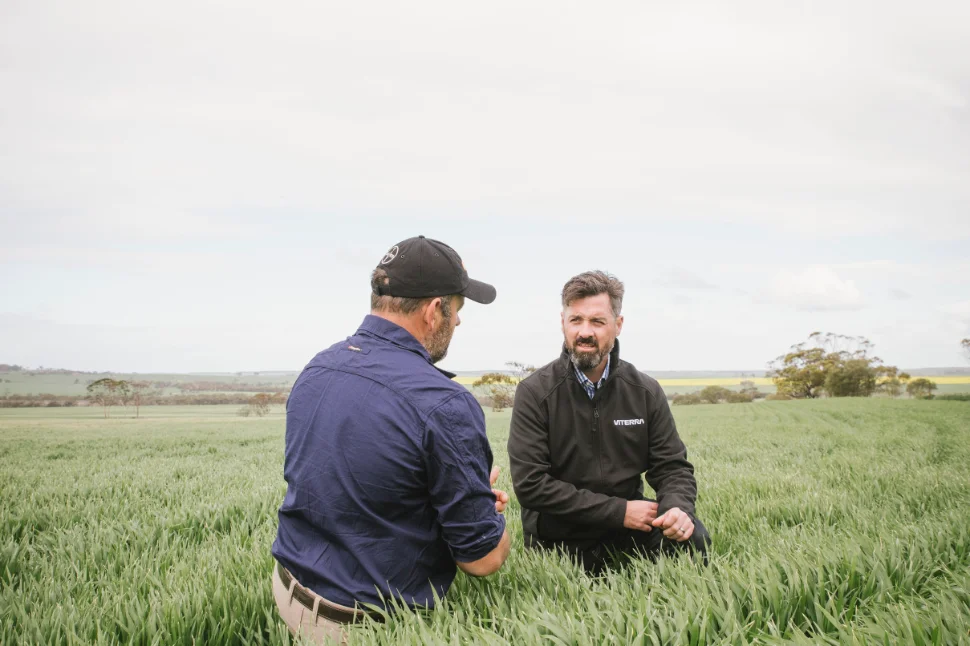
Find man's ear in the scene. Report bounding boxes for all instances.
[560,311,566,335]
[423,297,443,331]
[616,314,624,336]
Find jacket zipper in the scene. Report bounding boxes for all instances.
[592,404,603,480]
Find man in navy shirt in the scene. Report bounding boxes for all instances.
[272,236,510,644]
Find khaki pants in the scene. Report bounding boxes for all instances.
[271,565,351,645]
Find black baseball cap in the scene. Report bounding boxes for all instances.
[373,235,496,304]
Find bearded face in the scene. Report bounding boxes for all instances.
[426,296,463,364]
[569,334,609,371]
[426,315,455,363]
[561,293,623,374]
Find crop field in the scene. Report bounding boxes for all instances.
[2,400,969,644]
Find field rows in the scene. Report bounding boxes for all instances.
[1,400,969,644]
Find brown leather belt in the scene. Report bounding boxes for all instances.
[276,562,385,625]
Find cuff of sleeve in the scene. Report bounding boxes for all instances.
[605,497,628,529]
[658,497,695,518]
[450,514,506,563]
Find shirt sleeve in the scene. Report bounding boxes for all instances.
[423,392,506,563]
[644,382,697,517]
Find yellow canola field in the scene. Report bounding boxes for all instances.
[656,377,774,387]
[912,376,970,384]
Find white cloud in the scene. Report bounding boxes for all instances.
[942,300,970,327]
[654,268,718,291]
[889,287,912,301]
[760,266,864,312]
[1,1,968,372]
[1,0,969,241]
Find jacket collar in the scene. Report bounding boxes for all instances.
[357,314,456,379]
[561,338,622,383]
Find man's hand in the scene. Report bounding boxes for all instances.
[651,507,694,541]
[490,467,509,514]
[623,500,659,531]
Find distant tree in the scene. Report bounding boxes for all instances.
[876,366,902,398]
[471,362,535,412]
[768,345,828,399]
[962,339,970,363]
[880,377,903,399]
[86,378,121,418]
[739,380,765,399]
[506,361,537,380]
[116,380,133,413]
[473,373,517,411]
[769,332,896,399]
[906,378,937,400]
[698,385,732,404]
[670,393,703,405]
[130,381,151,418]
[825,359,878,397]
[249,393,272,417]
[725,391,755,403]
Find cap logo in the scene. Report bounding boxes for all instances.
[380,245,399,265]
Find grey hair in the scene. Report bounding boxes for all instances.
[370,268,453,318]
[561,270,624,318]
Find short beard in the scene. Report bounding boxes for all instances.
[568,338,612,372]
[426,303,454,364]
[569,347,604,372]
[427,324,452,364]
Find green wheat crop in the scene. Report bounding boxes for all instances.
[1,400,968,645]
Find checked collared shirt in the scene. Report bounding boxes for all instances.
[574,354,611,399]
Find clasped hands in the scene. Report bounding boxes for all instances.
[623,500,694,541]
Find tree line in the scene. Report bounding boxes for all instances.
[0,392,288,410]
[473,334,966,410]
[83,379,289,418]
[768,332,946,400]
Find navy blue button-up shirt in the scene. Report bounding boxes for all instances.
[272,315,505,610]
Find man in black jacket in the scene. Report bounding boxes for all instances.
[508,270,710,573]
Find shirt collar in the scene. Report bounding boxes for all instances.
[356,314,456,379]
[574,353,611,394]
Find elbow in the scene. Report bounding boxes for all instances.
[511,475,546,511]
[456,531,510,577]
[457,558,501,577]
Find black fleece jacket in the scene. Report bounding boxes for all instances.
[508,340,697,543]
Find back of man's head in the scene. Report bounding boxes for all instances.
[370,235,496,313]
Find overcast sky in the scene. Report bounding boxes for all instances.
[2,0,968,373]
